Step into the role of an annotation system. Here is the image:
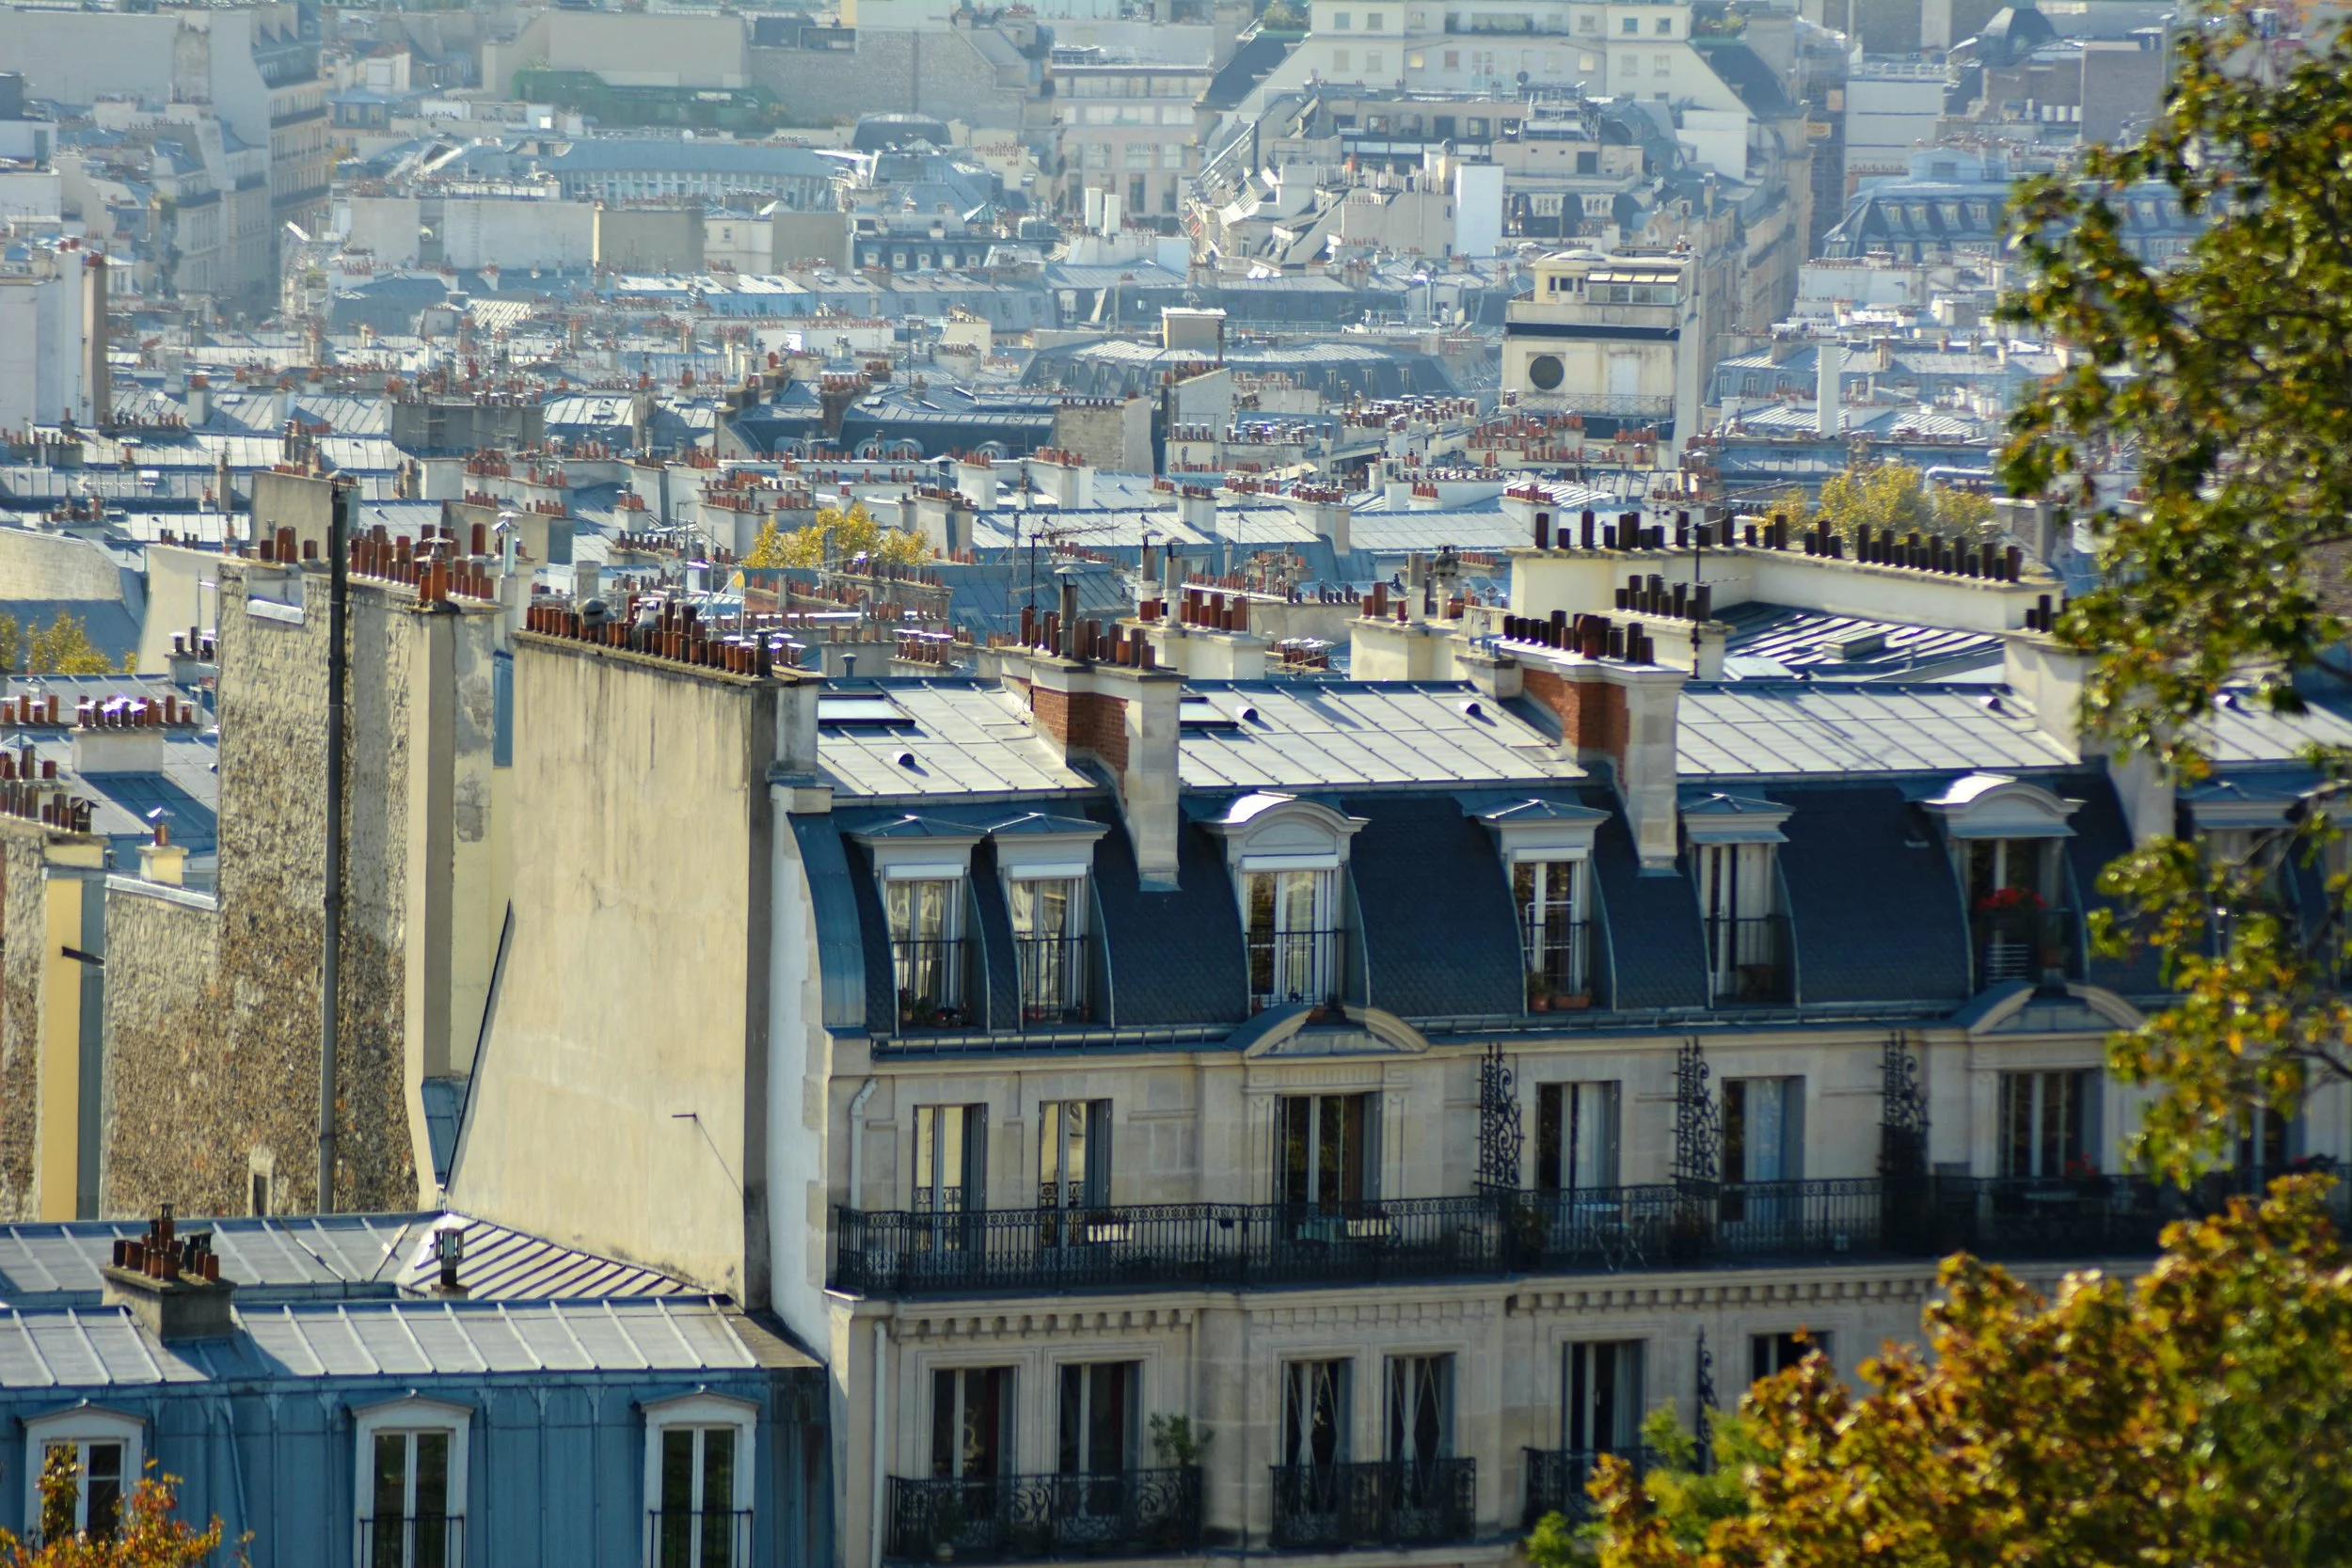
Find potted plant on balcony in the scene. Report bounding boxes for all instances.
[1528,970,1551,1012]
[1554,989,1593,1011]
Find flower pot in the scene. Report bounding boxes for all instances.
[1529,994,1550,1013]
[1555,991,1592,1011]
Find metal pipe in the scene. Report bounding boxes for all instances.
[847,1077,878,1206]
[869,1315,888,1568]
[317,483,349,1212]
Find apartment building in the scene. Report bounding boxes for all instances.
[452,523,2350,1568]
[1503,247,1708,447]
[1048,55,1216,218]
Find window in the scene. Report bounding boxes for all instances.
[1621,15,1638,32]
[1366,9,1384,25]
[1057,1362,1139,1475]
[1333,8,1352,24]
[1653,53,1672,75]
[1536,1082,1619,1192]
[915,1104,987,1220]
[1365,50,1383,71]
[1244,869,1340,1009]
[933,1368,1016,1480]
[1332,47,1351,68]
[1695,843,1784,1002]
[354,1399,469,1568]
[1387,1355,1453,1468]
[888,878,967,1027]
[1751,1331,1825,1380]
[1576,149,1598,174]
[1039,1099,1111,1243]
[1564,1340,1644,1455]
[1578,11,1597,29]
[1723,1078,1803,1183]
[1964,838,2059,984]
[1999,1069,2095,1179]
[1280,1360,1351,1468]
[1516,859,1588,1007]
[1656,14,1673,31]
[1278,1092,1375,1213]
[1444,49,1460,68]
[644,1401,753,1568]
[2238,1104,2291,1181]
[26,1410,141,1542]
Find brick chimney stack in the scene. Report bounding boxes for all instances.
[1009,646,1182,888]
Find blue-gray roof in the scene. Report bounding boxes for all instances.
[1776,784,1973,1005]
[1348,795,1525,1019]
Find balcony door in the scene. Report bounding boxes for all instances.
[1277,1093,1375,1214]
[914,1105,986,1257]
[1386,1355,1453,1468]
[1721,1077,1803,1231]
[1998,1069,2095,1180]
[1039,1100,1111,1248]
[1563,1340,1644,1455]
[1535,1082,1619,1193]
[1009,875,1089,1024]
[1281,1359,1352,1474]
[1695,843,1781,1002]
[1964,837,2060,985]
[1515,858,1588,1006]
[1245,868,1337,1010]
[931,1367,1015,1481]
[1058,1362,1139,1477]
[888,876,967,1025]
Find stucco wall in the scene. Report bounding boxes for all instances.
[751,29,1025,128]
[453,635,777,1303]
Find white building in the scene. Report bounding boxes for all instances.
[0,240,87,432]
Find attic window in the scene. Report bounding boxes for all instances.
[1179,697,1241,730]
[818,694,912,728]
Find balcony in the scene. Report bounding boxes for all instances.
[1268,1459,1476,1549]
[1972,906,2074,989]
[646,1510,752,1568]
[1247,927,1346,1013]
[1522,1448,1656,1528]
[832,1178,2217,1298]
[1524,921,1596,1013]
[894,937,973,1031]
[1705,913,1790,1005]
[1016,935,1091,1027]
[361,1515,464,1568]
[883,1470,1202,1562]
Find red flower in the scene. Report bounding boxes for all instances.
[1976,886,2047,914]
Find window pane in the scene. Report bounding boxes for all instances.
[702,1429,737,1567]
[86,1442,121,1539]
[414,1432,451,1568]
[662,1428,697,1514]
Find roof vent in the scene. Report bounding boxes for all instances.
[1237,705,1261,723]
[893,749,920,769]
[1458,698,1485,719]
[1979,694,2006,713]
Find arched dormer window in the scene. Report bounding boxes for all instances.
[1205,793,1366,1012]
[852,816,982,1031]
[1682,789,1792,1005]
[1919,773,2079,987]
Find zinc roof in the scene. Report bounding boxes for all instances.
[817,681,1095,800]
[1176,682,1583,792]
[0,1296,768,1389]
[1677,683,2077,778]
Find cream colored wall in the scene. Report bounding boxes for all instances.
[33,842,102,1222]
[452,636,777,1303]
[135,545,217,673]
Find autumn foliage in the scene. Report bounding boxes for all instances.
[0,1450,234,1568]
[1573,1178,2352,1566]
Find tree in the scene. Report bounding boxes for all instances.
[1770,464,1997,548]
[1573,1178,2352,1566]
[0,1448,236,1567]
[1998,0,2352,1178]
[24,611,116,675]
[0,613,19,675]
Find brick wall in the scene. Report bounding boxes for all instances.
[1521,664,1627,762]
[1033,683,1129,773]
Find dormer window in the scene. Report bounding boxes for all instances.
[1921,775,2078,988]
[1478,799,1608,1013]
[2182,778,2304,927]
[989,812,1108,1028]
[1683,791,1792,1005]
[1207,793,1366,1012]
[853,816,982,1032]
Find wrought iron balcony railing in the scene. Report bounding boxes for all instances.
[1972,908,2075,989]
[1522,1448,1657,1528]
[883,1469,1202,1562]
[1247,927,1346,1013]
[1015,935,1091,1026]
[361,1514,464,1568]
[645,1508,751,1568]
[1524,920,1595,1012]
[1704,913,1790,1004]
[1268,1459,1477,1549]
[832,1178,2219,1297]
[893,937,972,1030]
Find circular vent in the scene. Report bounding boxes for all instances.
[1527,354,1565,391]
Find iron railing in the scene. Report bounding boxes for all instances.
[1972,909,2074,988]
[1247,927,1346,1012]
[1522,1447,1658,1528]
[833,1178,2223,1297]
[894,937,971,1030]
[882,1469,1202,1561]
[1704,914,1789,1004]
[645,1509,751,1568]
[1268,1459,1477,1549]
[360,1514,464,1568]
[1524,920,1594,1011]
[1016,935,1091,1026]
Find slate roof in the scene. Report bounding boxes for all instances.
[1346,795,1525,1019]
[1776,784,1972,1004]
[2058,769,2166,997]
[1086,795,1249,1026]
[1580,784,1709,1011]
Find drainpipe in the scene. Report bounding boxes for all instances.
[870,1315,889,1568]
[317,481,349,1212]
[847,1077,878,1204]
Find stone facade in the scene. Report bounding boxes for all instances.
[0,825,52,1220]
[750,27,1027,129]
[97,561,475,1217]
